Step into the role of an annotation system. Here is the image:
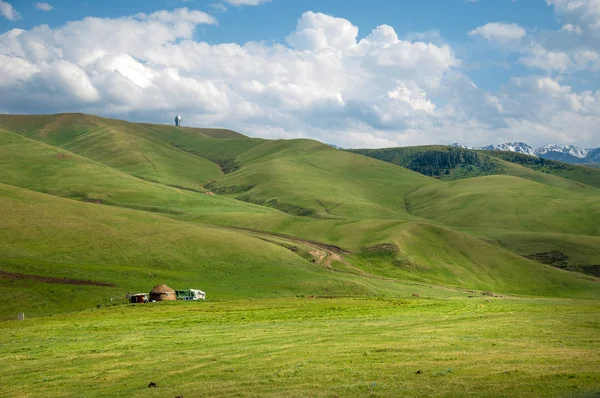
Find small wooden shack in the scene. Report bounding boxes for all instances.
[149,284,177,301]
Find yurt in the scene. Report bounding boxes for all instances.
[149,284,177,301]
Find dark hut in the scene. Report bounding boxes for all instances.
[149,284,176,301]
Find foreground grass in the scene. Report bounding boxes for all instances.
[1,297,599,397]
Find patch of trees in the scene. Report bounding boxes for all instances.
[404,149,484,177]
[484,150,572,172]
[349,147,503,178]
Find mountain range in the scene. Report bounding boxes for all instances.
[450,142,600,164]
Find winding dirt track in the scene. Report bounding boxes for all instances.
[208,224,394,281]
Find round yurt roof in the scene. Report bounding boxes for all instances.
[150,284,175,294]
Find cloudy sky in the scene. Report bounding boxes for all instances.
[0,0,599,148]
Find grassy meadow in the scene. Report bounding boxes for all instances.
[1,297,599,397]
[0,113,599,396]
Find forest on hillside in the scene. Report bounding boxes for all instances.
[349,147,503,179]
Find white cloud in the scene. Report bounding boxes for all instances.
[209,2,228,12]
[388,83,436,114]
[547,0,600,31]
[223,0,270,6]
[560,23,583,34]
[497,76,600,145]
[286,11,359,52]
[479,1,599,73]
[35,2,53,12]
[534,0,600,71]
[0,8,598,149]
[469,22,526,44]
[470,2,600,74]
[519,44,571,71]
[0,1,20,21]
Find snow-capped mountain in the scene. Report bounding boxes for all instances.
[478,142,537,156]
[450,142,536,156]
[535,145,589,159]
[450,142,599,164]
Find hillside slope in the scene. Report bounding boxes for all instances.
[349,145,600,190]
[0,114,227,190]
[484,150,600,189]
[208,139,439,219]
[0,128,274,216]
[406,175,600,236]
[0,113,598,319]
[0,183,415,319]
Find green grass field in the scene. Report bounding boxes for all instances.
[0,114,599,397]
[1,297,599,397]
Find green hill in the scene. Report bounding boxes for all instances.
[0,114,226,191]
[207,139,438,219]
[0,128,272,216]
[405,175,600,235]
[0,183,417,319]
[0,113,598,320]
[348,145,600,189]
[348,145,502,180]
[484,150,600,189]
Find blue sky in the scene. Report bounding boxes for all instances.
[0,0,599,148]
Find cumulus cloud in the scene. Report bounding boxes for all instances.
[519,0,600,72]
[547,0,600,31]
[35,2,53,11]
[469,22,526,44]
[287,12,359,52]
[519,44,571,71]
[498,76,600,145]
[0,7,598,148]
[0,1,20,21]
[470,2,600,74]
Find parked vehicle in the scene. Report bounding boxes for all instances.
[127,293,149,303]
[175,289,206,301]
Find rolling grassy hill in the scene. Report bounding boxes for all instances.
[207,139,438,219]
[405,175,600,236]
[349,145,600,189]
[484,149,600,189]
[347,145,600,276]
[1,113,599,397]
[0,113,599,321]
[0,127,272,216]
[0,183,420,318]
[0,114,226,191]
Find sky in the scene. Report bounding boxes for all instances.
[0,0,599,148]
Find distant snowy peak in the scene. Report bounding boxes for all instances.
[450,143,470,149]
[451,142,536,156]
[479,142,536,156]
[535,144,589,159]
[449,142,599,164]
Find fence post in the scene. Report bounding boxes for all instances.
[17,313,25,321]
